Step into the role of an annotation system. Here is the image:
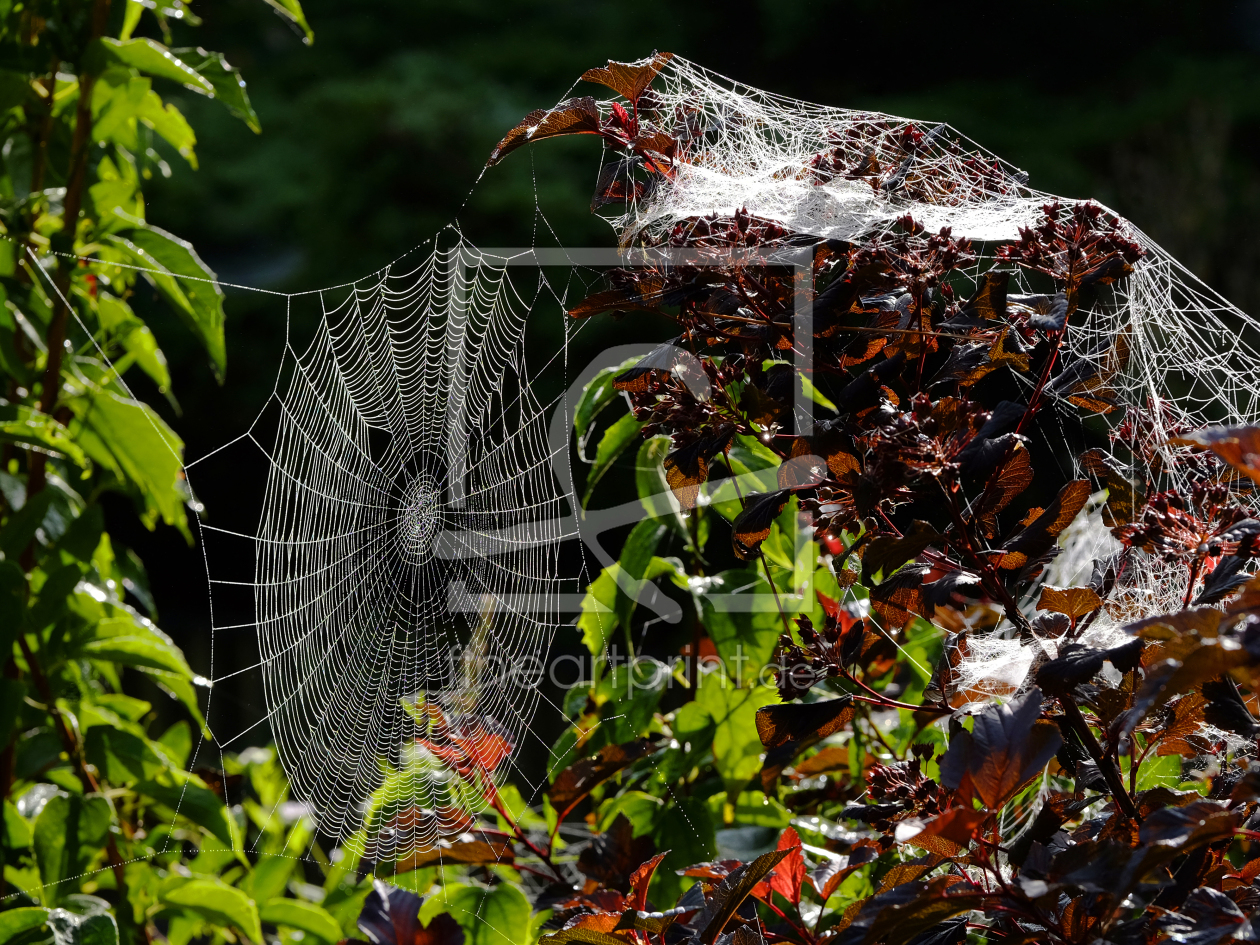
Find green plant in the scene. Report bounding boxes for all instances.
[0,5,379,945]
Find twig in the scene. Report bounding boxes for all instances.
[1058,694,1140,822]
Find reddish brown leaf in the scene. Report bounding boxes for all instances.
[568,287,666,320]
[874,854,945,893]
[358,880,466,945]
[893,808,987,856]
[1036,585,1103,620]
[1170,425,1260,485]
[959,270,1010,321]
[1078,448,1141,526]
[487,97,602,166]
[972,441,1033,537]
[756,827,805,906]
[756,697,855,750]
[793,745,850,776]
[842,877,980,945]
[625,853,666,913]
[578,815,656,892]
[731,489,792,559]
[861,521,939,585]
[542,912,634,945]
[806,845,879,902]
[987,326,1031,374]
[996,480,1091,569]
[868,563,932,629]
[395,840,513,872]
[694,849,790,945]
[580,53,674,103]
[548,740,656,825]
[663,429,734,510]
[939,687,1062,808]
[1034,638,1142,694]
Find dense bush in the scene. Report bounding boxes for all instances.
[456,56,1260,945]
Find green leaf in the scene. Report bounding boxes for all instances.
[574,357,639,458]
[241,855,294,906]
[33,795,112,905]
[143,770,234,845]
[635,435,687,536]
[162,879,262,942]
[170,48,260,133]
[100,294,176,400]
[0,491,52,559]
[104,226,225,378]
[259,0,314,43]
[595,657,670,743]
[69,389,187,531]
[119,0,144,40]
[156,720,191,768]
[701,569,785,676]
[613,518,668,633]
[48,897,118,945]
[597,790,662,835]
[577,557,682,656]
[56,505,105,562]
[142,669,208,736]
[583,411,645,507]
[1135,752,1183,792]
[651,797,715,905]
[260,899,341,944]
[0,560,26,664]
[135,90,197,166]
[91,75,150,149]
[0,909,49,944]
[30,565,85,632]
[4,799,32,848]
[0,402,87,465]
[94,39,214,95]
[82,633,193,676]
[420,883,530,945]
[84,726,174,782]
[697,676,779,789]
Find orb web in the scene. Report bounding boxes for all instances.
[191,239,590,860]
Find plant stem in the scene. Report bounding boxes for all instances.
[16,632,129,887]
[486,785,565,883]
[29,0,112,497]
[1058,694,1140,822]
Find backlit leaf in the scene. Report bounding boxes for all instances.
[580,54,674,102]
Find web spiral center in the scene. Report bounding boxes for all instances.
[396,475,442,565]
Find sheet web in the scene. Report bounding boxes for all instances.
[581,54,1260,621]
[608,57,1260,473]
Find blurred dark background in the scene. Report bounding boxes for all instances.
[110,0,1260,754]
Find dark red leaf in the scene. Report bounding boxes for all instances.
[580,53,674,103]
[547,739,657,825]
[487,97,602,166]
[939,687,1062,808]
[756,697,855,750]
[358,880,465,945]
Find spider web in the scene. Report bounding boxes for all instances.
[189,237,600,861]
[183,55,1260,864]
